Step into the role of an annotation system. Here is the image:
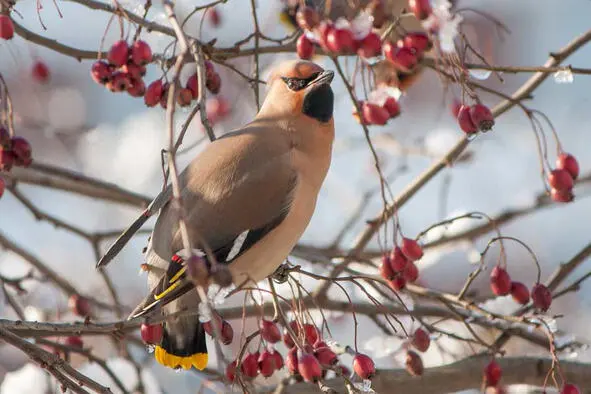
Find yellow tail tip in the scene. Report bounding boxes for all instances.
[154,346,208,370]
[279,11,297,31]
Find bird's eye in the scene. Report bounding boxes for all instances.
[282,73,320,91]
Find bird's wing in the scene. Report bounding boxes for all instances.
[131,124,297,318]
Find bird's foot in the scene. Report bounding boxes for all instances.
[271,263,297,283]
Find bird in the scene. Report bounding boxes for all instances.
[96,59,335,371]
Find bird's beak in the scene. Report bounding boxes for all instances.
[312,70,334,85]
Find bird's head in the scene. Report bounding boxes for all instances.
[259,60,335,124]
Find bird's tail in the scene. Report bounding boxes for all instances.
[154,319,208,371]
[96,187,172,269]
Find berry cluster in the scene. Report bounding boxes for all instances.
[483,359,580,394]
[489,265,552,312]
[379,237,423,291]
[224,320,375,383]
[91,40,152,97]
[548,152,579,203]
[294,1,435,127]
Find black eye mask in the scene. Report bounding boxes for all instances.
[281,72,320,91]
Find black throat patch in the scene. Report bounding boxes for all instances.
[302,83,334,123]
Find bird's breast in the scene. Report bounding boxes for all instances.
[228,177,320,285]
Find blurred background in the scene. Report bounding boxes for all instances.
[0,0,590,392]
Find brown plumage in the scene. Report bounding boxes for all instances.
[97,60,335,370]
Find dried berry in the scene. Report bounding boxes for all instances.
[405,350,423,376]
[531,283,552,312]
[68,294,91,317]
[411,328,430,352]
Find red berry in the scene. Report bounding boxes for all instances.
[510,281,530,305]
[206,97,230,124]
[260,320,281,343]
[108,40,129,67]
[401,238,423,261]
[296,6,319,31]
[548,169,574,191]
[11,137,32,165]
[131,40,152,65]
[457,105,478,134]
[297,35,315,60]
[207,7,221,27]
[490,266,511,296]
[352,353,375,379]
[317,21,334,51]
[177,88,193,107]
[65,336,83,348]
[383,97,400,118]
[283,328,296,348]
[258,351,277,378]
[286,347,298,375]
[400,32,431,53]
[380,254,395,280]
[32,61,50,83]
[127,78,146,97]
[298,353,322,382]
[357,32,382,58]
[403,262,419,283]
[390,247,409,272]
[405,350,423,376]
[388,275,406,291]
[326,28,355,54]
[561,383,581,394]
[484,359,502,386]
[302,323,319,345]
[226,360,237,382]
[140,323,163,344]
[202,313,223,337]
[314,346,338,366]
[556,153,579,180]
[270,350,284,370]
[411,328,430,352]
[186,74,198,99]
[121,63,144,80]
[531,283,552,312]
[0,177,4,198]
[241,352,260,379]
[384,43,418,73]
[206,72,222,94]
[68,294,91,317]
[221,320,233,345]
[451,99,462,118]
[91,61,112,84]
[469,104,495,132]
[145,80,164,107]
[0,15,14,40]
[551,188,574,203]
[0,149,15,171]
[107,72,131,92]
[408,0,432,20]
[362,102,390,125]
